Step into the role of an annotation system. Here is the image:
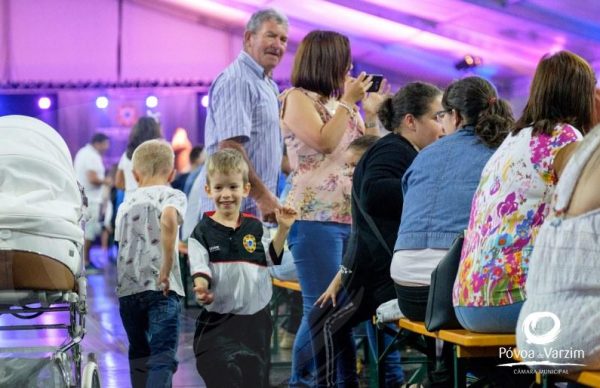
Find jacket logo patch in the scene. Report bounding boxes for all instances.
[209,246,220,252]
[242,234,257,253]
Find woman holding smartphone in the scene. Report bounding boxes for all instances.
[279,30,384,387]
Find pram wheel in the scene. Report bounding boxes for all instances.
[82,353,100,388]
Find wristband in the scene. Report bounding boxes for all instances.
[337,101,355,115]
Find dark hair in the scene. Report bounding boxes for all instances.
[126,117,162,159]
[514,50,596,136]
[347,135,379,153]
[442,76,513,148]
[377,82,441,132]
[91,133,109,144]
[291,30,351,98]
[190,144,205,163]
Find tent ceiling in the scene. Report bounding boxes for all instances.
[135,0,600,83]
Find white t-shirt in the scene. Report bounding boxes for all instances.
[391,249,448,286]
[74,144,105,204]
[118,153,138,196]
[115,186,187,298]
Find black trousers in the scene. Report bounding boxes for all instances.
[193,306,272,388]
[395,283,454,387]
[307,280,397,387]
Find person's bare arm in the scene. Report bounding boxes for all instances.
[115,169,125,190]
[219,138,280,222]
[158,207,178,296]
[281,73,372,154]
[86,170,111,187]
[281,152,292,176]
[554,141,580,179]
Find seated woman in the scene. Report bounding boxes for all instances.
[452,50,597,333]
[0,115,84,291]
[391,76,513,385]
[516,124,600,371]
[392,76,512,320]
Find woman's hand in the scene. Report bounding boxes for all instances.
[315,271,343,308]
[341,72,372,105]
[362,78,391,116]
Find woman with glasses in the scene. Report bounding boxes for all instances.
[390,76,513,384]
[453,51,596,334]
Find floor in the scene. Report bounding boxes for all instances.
[0,248,294,388]
[1,247,418,387]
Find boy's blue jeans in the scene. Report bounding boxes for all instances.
[119,290,181,388]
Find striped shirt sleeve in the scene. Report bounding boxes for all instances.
[211,76,253,143]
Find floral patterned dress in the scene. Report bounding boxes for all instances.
[280,88,364,224]
[452,124,582,307]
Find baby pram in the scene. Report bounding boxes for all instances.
[0,115,99,387]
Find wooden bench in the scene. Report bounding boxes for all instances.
[562,371,600,387]
[270,278,301,356]
[513,352,600,388]
[396,318,516,388]
[272,278,301,292]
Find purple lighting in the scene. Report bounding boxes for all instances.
[38,97,52,109]
[145,95,158,108]
[201,95,209,108]
[96,96,109,109]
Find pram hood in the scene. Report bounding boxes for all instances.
[0,115,83,244]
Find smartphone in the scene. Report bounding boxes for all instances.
[366,74,383,93]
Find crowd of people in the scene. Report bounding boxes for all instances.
[37,6,600,388]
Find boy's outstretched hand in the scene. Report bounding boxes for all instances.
[193,278,214,305]
[275,206,298,230]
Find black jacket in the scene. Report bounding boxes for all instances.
[342,132,418,290]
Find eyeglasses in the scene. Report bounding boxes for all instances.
[435,109,452,122]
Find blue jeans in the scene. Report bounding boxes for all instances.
[119,291,182,388]
[288,220,352,387]
[454,302,524,333]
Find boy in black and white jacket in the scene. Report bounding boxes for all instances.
[188,148,296,388]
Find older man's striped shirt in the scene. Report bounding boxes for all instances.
[198,51,283,217]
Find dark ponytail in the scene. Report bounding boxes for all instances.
[377,82,441,133]
[443,76,513,148]
[475,98,513,148]
[377,97,396,132]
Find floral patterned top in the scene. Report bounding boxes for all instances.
[452,124,582,307]
[280,87,364,224]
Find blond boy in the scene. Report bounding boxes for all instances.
[189,148,296,388]
[115,139,187,388]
